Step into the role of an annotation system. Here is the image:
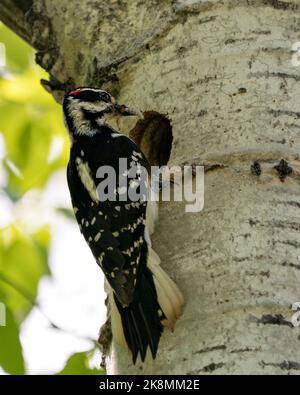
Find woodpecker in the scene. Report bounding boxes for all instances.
[63,87,184,363]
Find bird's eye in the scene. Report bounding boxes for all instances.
[100,92,111,103]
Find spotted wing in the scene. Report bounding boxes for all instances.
[67,133,150,306]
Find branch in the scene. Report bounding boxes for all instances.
[0,0,56,53]
[0,0,66,101]
[0,1,33,46]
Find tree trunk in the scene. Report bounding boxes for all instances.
[2,0,300,375]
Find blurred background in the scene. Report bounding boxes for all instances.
[0,23,106,375]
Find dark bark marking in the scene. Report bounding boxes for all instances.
[200,362,226,373]
[188,361,226,374]
[249,218,259,227]
[265,0,299,11]
[251,161,262,176]
[230,346,262,354]
[225,37,255,45]
[261,360,300,371]
[260,47,288,54]
[180,159,226,173]
[233,254,268,262]
[248,218,300,232]
[40,75,75,101]
[193,345,226,355]
[274,159,293,181]
[250,29,271,35]
[269,220,300,232]
[87,56,123,91]
[186,75,218,88]
[198,110,208,117]
[281,261,300,270]
[276,240,300,249]
[246,270,270,278]
[256,314,294,328]
[98,296,112,369]
[203,163,227,173]
[24,1,59,71]
[249,72,300,82]
[269,109,300,119]
[268,138,286,144]
[232,87,247,96]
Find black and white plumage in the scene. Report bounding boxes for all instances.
[63,87,184,363]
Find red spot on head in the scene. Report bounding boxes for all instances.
[68,89,81,95]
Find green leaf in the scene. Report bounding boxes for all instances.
[57,351,105,375]
[0,305,25,374]
[0,23,69,197]
[0,23,33,71]
[0,226,51,322]
[0,103,66,195]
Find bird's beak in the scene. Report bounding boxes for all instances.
[113,102,144,119]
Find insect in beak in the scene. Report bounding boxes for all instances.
[114,103,144,119]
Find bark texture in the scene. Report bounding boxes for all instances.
[2,0,300,375]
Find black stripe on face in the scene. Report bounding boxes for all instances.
[82,107,112,120]
[76,90,111,103]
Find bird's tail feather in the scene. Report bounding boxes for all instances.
[112,264,163,363]
[109,247,184,363]
[147,248,184,330]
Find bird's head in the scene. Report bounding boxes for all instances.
[63,87,142,139]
